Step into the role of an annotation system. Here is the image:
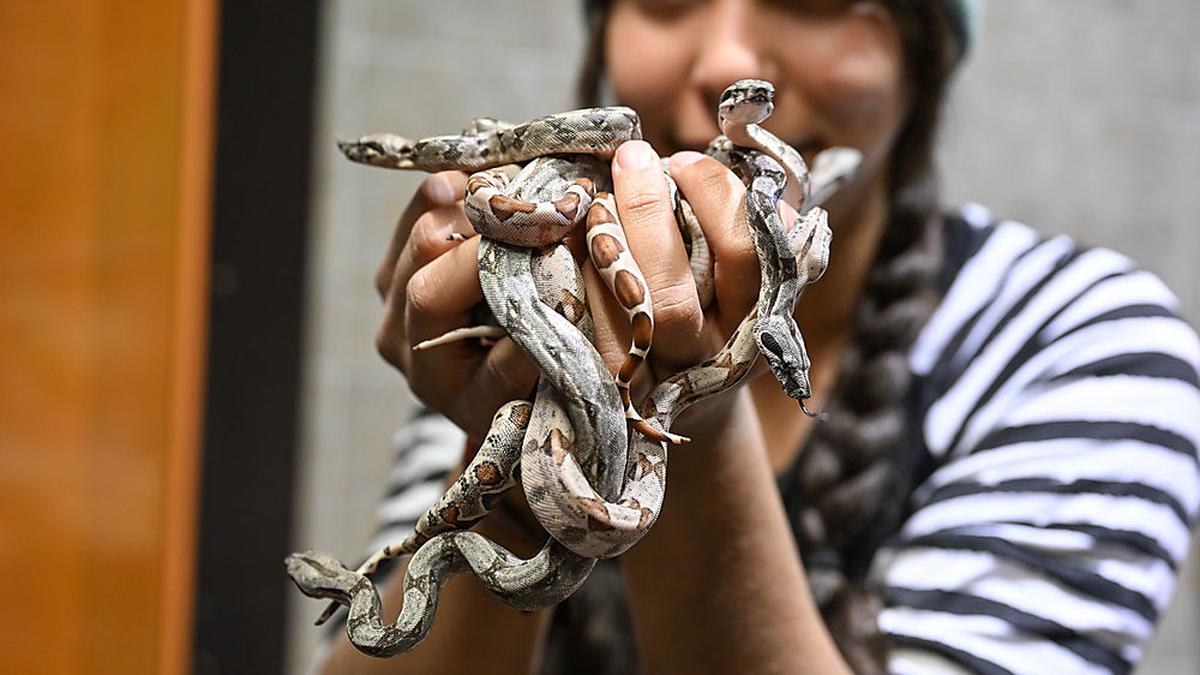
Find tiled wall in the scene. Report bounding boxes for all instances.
[289,2,1200,671]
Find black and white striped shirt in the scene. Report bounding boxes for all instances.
[362,204,1200,674]
[879,203,1200,674]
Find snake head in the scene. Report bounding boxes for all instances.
[718,79,775,126]
[754,316,813,403]
[337,133,416,168]
[285,550,363,602]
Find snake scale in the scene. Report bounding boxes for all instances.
[287,80,861,656]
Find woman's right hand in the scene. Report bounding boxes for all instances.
[374,170,540,442]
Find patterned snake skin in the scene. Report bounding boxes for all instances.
[287,80,861,656]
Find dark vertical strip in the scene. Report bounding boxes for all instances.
[193,0,318,672]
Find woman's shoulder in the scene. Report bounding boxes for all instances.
[919,203,1194,374]
[909,203,1200,460]
[877,205,1200,674]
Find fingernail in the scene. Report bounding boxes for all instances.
[616,140,656,172]
[669,151,705,170]
[779,200,799,230]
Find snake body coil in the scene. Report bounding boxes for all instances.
[288,79,859,656]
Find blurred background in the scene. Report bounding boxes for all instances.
[2,1,1197,673]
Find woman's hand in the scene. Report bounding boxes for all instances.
[374,171,540,442]
[375,140,774,442]
[599,143,850,675]
[586,140,764,436]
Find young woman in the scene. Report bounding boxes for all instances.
[317,1,1200,673]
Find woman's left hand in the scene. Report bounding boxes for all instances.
[583,140,764,435]
[589,142,851,674]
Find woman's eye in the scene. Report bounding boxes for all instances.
[763,0,857,16]
[632,0,704,17]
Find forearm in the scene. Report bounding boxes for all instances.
[620,389,852,675]
[319,515,550,675]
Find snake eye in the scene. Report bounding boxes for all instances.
[758,331,786,363]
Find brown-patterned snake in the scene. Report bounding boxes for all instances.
[286,79,861,656]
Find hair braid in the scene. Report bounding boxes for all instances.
[798,173,943,675]
[795,4,963,672]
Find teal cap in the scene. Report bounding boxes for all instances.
[946,0,982,56]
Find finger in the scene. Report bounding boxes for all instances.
[375,171,468,300]
[387,201,475,304]
[669,152,758,327]
[375,203,475,366]
[376,233,480,373]
[462,338,539,439]
[581,260,632,378]
[611,141,704,369]
[403,234,486,342]
[398,235,538,442]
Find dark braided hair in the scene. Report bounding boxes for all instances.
[545,3,966,674]
[793,5,962,672]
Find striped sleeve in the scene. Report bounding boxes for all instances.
[319,407,462,634]
[364,407,463,562]
[880,209,1200,674]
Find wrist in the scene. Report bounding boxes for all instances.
[619,385,850,675]
[668,385,753,452]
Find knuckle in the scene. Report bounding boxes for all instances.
[650,281,703,338]
[405,270,437,318]
[674,155,738,202]
[720,222,758,266]
[715,201,755,253]
[618,186,671,226]
[408,214,449,264]
[483,351,526,398]
[688,157,735,192]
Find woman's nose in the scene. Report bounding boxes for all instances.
[690,0,775,108]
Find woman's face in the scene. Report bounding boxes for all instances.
[606,0,910,216]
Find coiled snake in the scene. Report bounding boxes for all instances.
[286,79,861,656]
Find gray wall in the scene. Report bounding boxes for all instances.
[289,1,1200,672]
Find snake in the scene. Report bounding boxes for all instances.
[287,79,859,656]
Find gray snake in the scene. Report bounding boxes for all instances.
[287,79,860,656]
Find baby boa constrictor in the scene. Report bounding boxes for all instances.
[287,79,860,656]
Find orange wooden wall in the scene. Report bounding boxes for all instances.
[0,0,216,672]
